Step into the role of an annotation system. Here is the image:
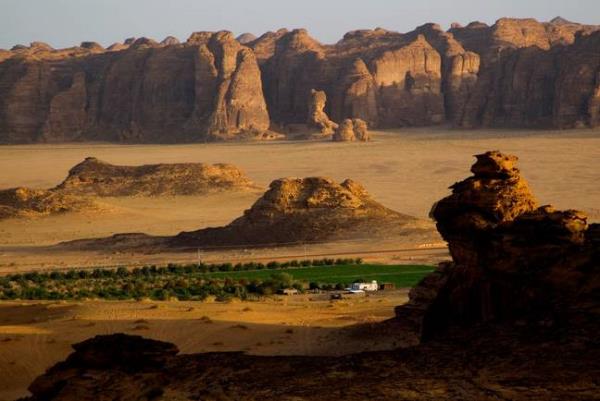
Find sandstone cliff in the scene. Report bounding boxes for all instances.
[1,18,600,143]
[55,157,256,196]
[0,31,270,143]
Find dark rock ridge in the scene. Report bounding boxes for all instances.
[23,151,599,400]
[54,157,256,196]
[1,18,599,143]
[395,150,599,340]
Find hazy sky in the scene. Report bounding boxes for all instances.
[1,0,598,49]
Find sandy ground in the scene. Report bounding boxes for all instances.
[0,292,409,400]
[0,128,599,270]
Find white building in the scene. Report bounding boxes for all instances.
[350,280,378,292]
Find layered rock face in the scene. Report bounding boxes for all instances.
[173,177,427,247]
[0,187,99,219]
[0,31,270,143]
[396,151,599,338]
[1,18,600,143]
[253,18,600,130]
[55,157,255,196]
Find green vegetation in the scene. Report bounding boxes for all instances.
[203,264,434,289]
[0,258,434,302]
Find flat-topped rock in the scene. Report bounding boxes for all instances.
[55,157,256,197]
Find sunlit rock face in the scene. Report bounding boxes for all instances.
[1,18,600,143]
[0,31,270,143]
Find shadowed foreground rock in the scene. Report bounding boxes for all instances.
[395,150,599,339]
[26,151,599,400]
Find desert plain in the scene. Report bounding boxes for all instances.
[0,128,599,400]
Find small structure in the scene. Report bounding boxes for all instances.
[279,288,299,296]
[350,280,378,292]
[379,282,396,291]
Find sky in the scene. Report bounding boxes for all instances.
[1,0,598,49]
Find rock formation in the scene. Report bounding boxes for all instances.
[396,151,599,339]
[0,31,270,143]
[332,118,370,142]
[236,33,257,44]
[173,177,429,247]
[0,187,99,219]
[63,177,434,250]
[307,89,338,135]
[55,157,256,196]
[332,119,355,142]
[0,158,256,219]
[1,18,600,143]
[352,118,370,141]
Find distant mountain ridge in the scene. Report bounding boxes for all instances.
[1,17,599,143]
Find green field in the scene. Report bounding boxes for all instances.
[202,264,434,288]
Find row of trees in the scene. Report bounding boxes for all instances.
[0,258,364,301]
[2,257,363,284]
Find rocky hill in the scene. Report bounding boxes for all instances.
[1,17,599,143]
[61,177,435,250]
[0,158,255,219]
[24,151,599,400]
[0,187,99,219]
[55,157,256,196]
[173,177,430,247]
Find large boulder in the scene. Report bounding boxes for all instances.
[332,119,355,142]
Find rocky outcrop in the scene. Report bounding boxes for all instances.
[307,89,338,135]
[55,157,256,196]
[332,119,355,142]
[331,118,370,142]
[396,151,599,339]
[0,31,270,143]
[352,118,370,141]
[0,187,99,219]
[173,177,428,247]
[236,33,257,44]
